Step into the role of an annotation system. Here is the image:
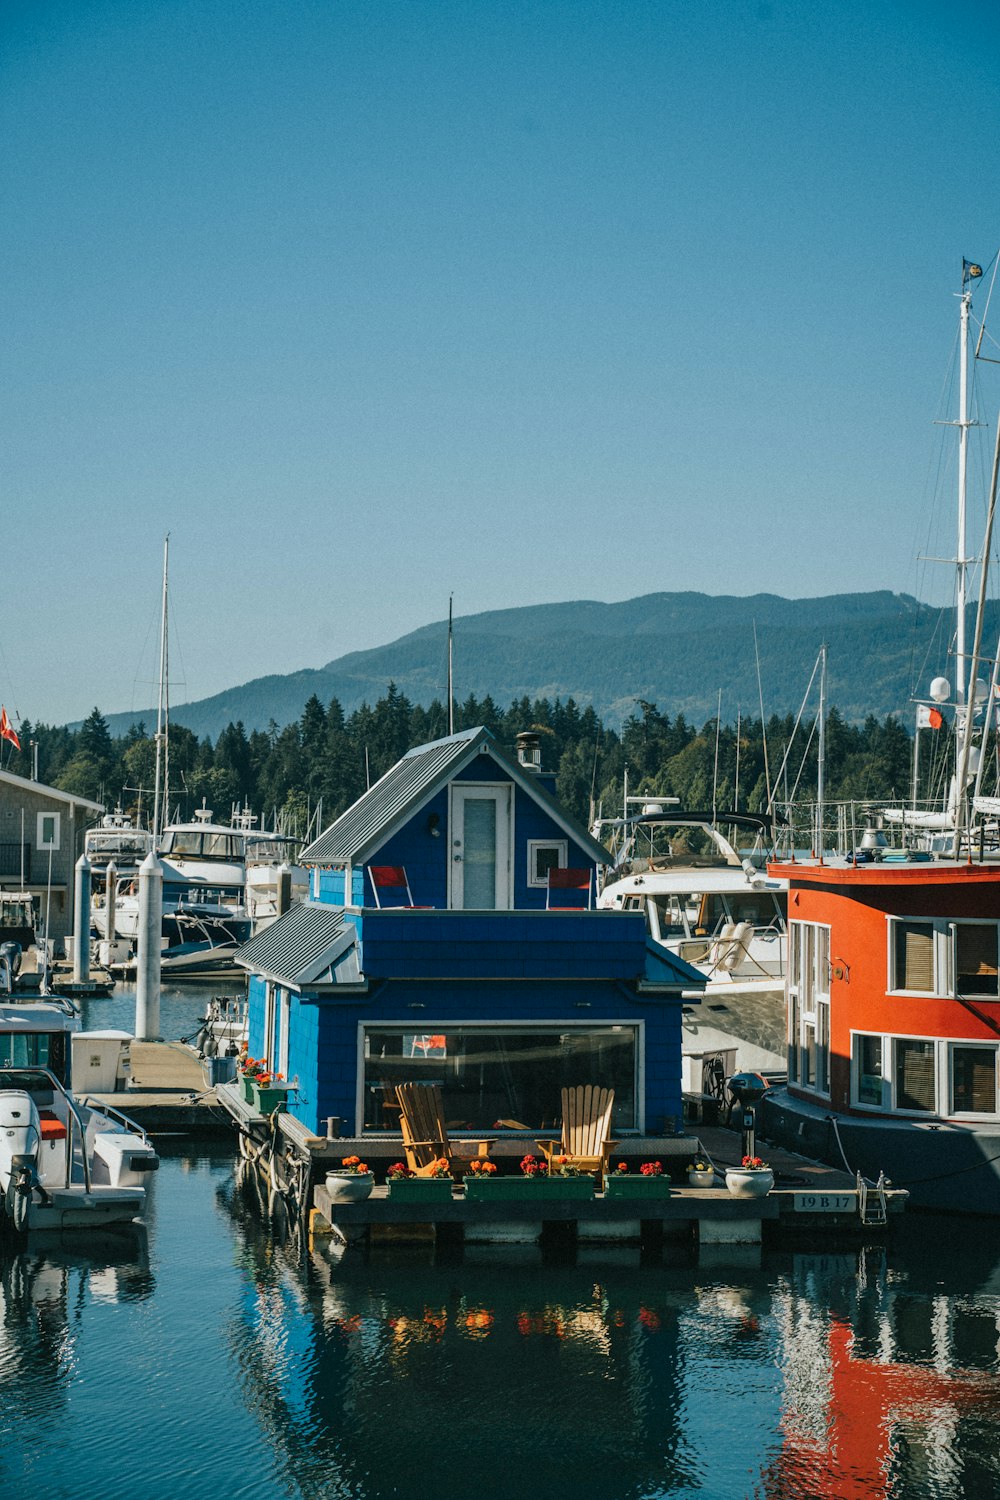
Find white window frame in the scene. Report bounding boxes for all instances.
[37,811,61,852]
[851,1029,1000,1121]
[526,838,568,890]
[787,919,831,1098]
[886,916,1000,1000]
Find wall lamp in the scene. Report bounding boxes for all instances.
[426,813,441,838]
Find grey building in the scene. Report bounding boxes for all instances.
[0,769,103,951]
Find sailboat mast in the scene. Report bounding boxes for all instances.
[957,282,972,709]
[151,534,170,840]
[816,643,827,857]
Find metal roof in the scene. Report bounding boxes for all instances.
[234,902,357,989]
[299,725,609,869]
[0,768,103,814]
[300,727,487,865]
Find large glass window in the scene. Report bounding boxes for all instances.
[362,1025,638,1133]
[951,1045,997,1114]
[788,921,830,1097]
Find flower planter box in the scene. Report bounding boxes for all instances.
[605,1175,671,1200]
[251,1083,289,1116]
[464,1176,594,1203]
[386,1177,455,1204]
[239,1075,256,1104]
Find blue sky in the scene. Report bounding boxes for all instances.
[3,0,1000,725]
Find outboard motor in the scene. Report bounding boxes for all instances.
[0,1091,40,1233]
[0,941,22,988]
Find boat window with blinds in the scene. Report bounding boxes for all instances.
[892,921,935,993]
[950,1044,998,1114]
[954,923,1000,998]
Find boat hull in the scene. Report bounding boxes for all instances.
[762,1085,1000,1216]
[10,1185,146,1232]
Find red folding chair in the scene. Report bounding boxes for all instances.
[546,867,593,910]
[369,865,426,908]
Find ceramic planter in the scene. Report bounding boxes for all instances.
[463,1176,594,1202]
[687,1168,716,1188]
[605,1174,671,1200]
[325,1172,375,1204]
[724,1167,774,1199]
[386,1177,455,1203]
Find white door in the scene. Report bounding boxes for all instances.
[449,784,512,909]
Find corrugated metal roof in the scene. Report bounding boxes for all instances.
[300,727,485,865]
[235,902,355,988]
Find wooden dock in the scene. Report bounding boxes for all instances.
[84,1041,231,1132]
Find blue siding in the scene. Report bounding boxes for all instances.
[263,975,682,1137]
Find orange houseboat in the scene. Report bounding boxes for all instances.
[761,855,1000,1215]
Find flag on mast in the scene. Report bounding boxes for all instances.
[916,705,944,730]
[964,259,983,281]
[0,707,20,750]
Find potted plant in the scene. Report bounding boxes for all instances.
[386,1159,455,1203]
[724,1155,774,1199]
[687,1157,716,1188]
[605,1160,671,1199]
[237,1054,264,1104]
[325,1155,374,1203]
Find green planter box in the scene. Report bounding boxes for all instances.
[239,1075,256,1104]
[251,1083,289,1116]
[605,1175,671,1200]
[464,1176,595,1203]
[387,1178,455,1204]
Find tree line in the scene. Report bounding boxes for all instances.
[3,684,960,845]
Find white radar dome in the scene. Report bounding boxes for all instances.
[974,677,990,703]
[968,747,982,773]
[930,677,951,703]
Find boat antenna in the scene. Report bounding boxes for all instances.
[711,688,722,819]
[953,393,1000,858]
[151,533,170,841]
[447,593,454,736]
[816,643,827,859]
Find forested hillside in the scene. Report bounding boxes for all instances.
[95,589,977,742]
[18,683,954,841]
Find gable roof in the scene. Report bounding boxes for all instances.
[0,768,103,815]
[300,726,609,868]
[234,902,360,990]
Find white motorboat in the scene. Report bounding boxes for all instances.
[594,802,788,1077]
[0,997,158,1232]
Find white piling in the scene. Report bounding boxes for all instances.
[72,854,91,984]
[135,849,162,1041]
[104,860,118,966]
[277,862,292,918]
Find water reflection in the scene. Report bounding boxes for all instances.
[3,1148,1000,1500]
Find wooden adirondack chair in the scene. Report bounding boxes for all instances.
[535,1085,617,1184]
[395,1082,495,1179]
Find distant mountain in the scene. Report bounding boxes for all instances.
[96,590,976,741]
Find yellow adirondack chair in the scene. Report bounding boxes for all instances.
[535,1085,617,1185]
[395,1082,495,1179]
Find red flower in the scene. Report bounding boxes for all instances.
[639,1161,663,1177]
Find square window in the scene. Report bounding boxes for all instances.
[527,840,567,888]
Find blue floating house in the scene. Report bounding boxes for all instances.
[236,727,704,1142]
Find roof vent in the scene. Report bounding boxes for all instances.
[515,732,541,773]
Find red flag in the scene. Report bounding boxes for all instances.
[0,707,20,750]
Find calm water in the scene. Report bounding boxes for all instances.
[3,984,998,1499]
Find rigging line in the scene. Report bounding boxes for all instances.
[972,250,1000,359]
